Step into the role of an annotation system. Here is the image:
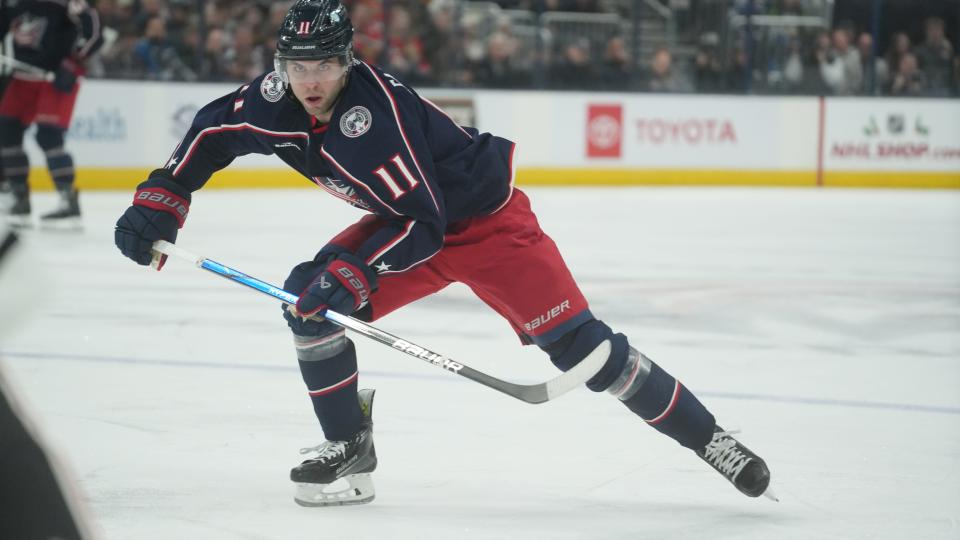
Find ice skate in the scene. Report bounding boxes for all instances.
[1,183,32,229]
[39,188,82,231]
[696,425,775,500]
[291,388,377,507]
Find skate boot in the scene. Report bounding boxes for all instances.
[0,182,31,229]
[696,425,775,500]
[39,188,82,231]
[291,388,377,507]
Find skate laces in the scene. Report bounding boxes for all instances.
[300,441,347,462]
[702,430,750,479]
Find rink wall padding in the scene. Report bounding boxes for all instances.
[20,81,960,191]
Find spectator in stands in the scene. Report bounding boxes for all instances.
[783,34,804,91]
[99,0,139,37]
[384,3,432,84]
[693,33,725,93]
[914,17,955,96]
[474,30,531,88]
[203,2,228,30]
[884,31,912,80]
[783,30,829,94]
[890,52,927,96]
[422,0,459,84]
[133,15,195,81]
[644,46,693,93]
[347,0,384,64]
[198,28,228,81]
[856,32,888,95]
[134,0,167,34]
[819,27,861,95]
[598,36,632,91]
[549,38,598,89]
[95,0,138,78]
[168,1,198,71]
[457,12,488,86]
[724,46,751,93]
[225,26,268,82]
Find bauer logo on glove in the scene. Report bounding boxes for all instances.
[294,256,376,319]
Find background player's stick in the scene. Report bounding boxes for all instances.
[0,55,54,81]
[150,240,608,404]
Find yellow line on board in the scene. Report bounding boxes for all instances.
[23,167,960,190]
[822,171,960,189]
[516,168,817,187]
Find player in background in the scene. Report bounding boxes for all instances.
[114,0,773,506]
[0,0,103,230]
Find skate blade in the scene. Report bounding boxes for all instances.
[294,473,375,507]
[39,217,84,232]
[5,215,33,229]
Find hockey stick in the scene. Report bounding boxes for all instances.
[149,240,609,404]
[0,55,54,81]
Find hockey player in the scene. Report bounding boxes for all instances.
[0,0,103,229]
[114,0,772,506]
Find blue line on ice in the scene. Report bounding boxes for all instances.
[3,349,958,416]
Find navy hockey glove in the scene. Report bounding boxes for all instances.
[114,173,191,268]
[291,252,377,320]
[52,66,77,93]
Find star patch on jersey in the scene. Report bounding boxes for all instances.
[260,71,286,103]
[340,106,372,138]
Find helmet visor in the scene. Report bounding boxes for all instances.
[276,55,350,83]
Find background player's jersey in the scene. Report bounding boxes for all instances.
[165,61,517,274]
[6,0,103,75]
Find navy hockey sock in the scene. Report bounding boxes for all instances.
[617,359,715,450]
[44,149,75,192]
[541,319,629,392]
[542,319,715,450]
[294,330,364,441]
[36,126,74,192]
[1,147,29,191]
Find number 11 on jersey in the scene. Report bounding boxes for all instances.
[373,154,420,199]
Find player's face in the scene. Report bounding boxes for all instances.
[287,59,349,118]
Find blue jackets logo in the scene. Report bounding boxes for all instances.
[260,71,286,103]
[340,106,372,138]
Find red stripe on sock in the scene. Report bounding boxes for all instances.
[307,371,358,397]
[646,381,682,425]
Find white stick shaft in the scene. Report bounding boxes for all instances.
[148,240,606,404]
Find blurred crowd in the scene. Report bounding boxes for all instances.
[720,15,960,96]
[88,0,960,97]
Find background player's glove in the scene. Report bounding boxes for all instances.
[283,249,377,329]
[52,66,77,93]
[114,173,191,267]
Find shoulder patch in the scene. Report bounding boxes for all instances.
[260,71,286,103]
[340,106,373,138]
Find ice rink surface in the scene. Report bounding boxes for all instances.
[2,186,959,540]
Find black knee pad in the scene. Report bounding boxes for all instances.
[35,125,66,151]
[540,319,629,392]
[0,117,26,147]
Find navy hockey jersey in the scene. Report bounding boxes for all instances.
[165,61,517,274]
[6,0,103,74]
